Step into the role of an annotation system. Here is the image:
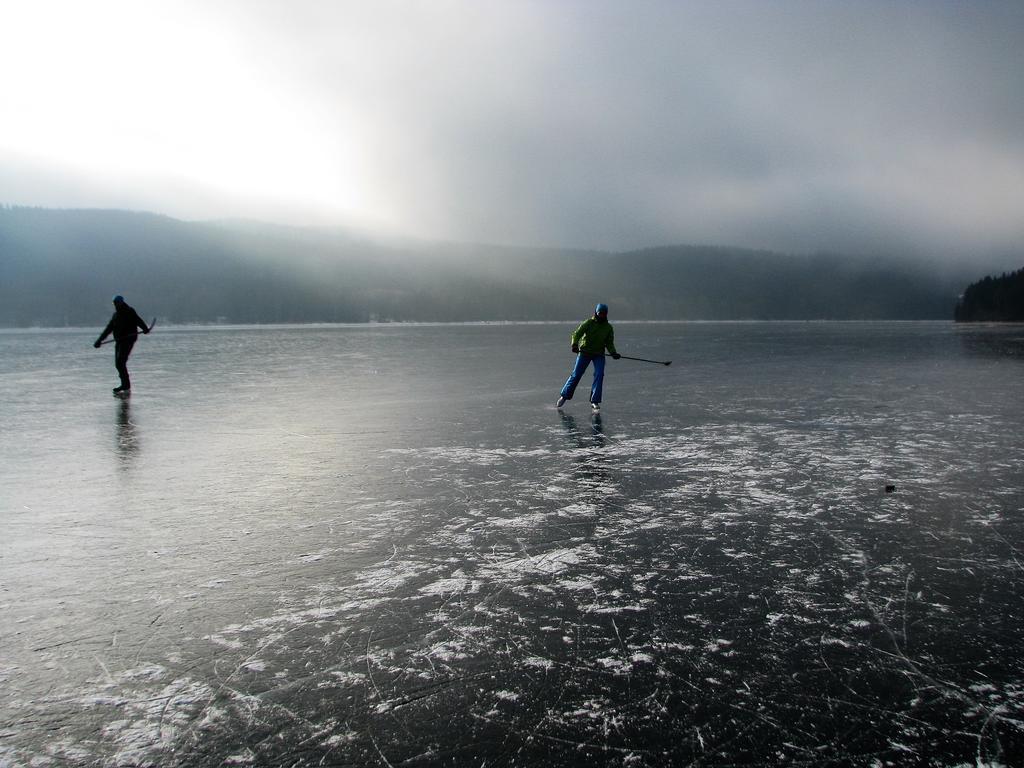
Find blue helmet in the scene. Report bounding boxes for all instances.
[595,303,609,315]
[112,295,125,304]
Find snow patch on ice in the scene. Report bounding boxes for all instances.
[480,546,589,581]
[523,656,555,671]
[597,657,633,675]
[418,577,480,596]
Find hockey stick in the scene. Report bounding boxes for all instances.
[99,317,157,346]
[617,354,671,366]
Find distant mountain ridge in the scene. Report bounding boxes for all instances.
[0,206,987,326]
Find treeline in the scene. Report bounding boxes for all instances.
[955,268,1024,322]
[0,206,981,326]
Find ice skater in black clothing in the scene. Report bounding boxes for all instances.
[94,295,150,393]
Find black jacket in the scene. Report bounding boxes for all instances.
[97,303,148,343]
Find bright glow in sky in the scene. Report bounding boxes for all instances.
[2,1,368,223]
[2,0,1023,259]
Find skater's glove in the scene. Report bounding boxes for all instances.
[143,327,150,334]
[612,353,621,360]
[571,344,579,354]
[93,340,102,348]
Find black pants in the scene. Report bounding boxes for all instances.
[114,337,136,389]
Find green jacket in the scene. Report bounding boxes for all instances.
[571,317,617,356]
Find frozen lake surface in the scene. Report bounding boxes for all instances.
[2,321,1024,766]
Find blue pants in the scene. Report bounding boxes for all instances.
[560,353,606,404]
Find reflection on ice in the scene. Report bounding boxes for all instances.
[958,325,1024,359]
[114,395,140,467]
[1,322,1023,766]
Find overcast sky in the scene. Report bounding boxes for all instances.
[2,0,1022,260]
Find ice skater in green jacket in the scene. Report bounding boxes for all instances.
[556,303,620,412]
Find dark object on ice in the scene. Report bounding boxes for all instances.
[94,296,152,392]
[885,485,897,493]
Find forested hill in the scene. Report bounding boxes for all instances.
[955,268,1024,322]
[0,206,979,326]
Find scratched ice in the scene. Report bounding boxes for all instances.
[2,322,1024,766]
